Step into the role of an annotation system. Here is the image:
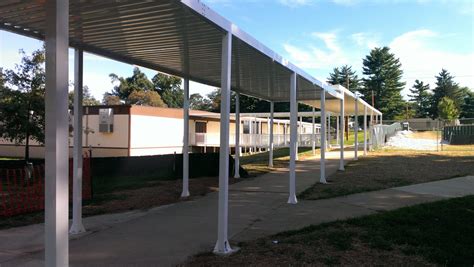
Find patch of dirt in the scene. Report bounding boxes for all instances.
[1,176,244,229]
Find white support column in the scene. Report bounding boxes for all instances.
[249,119,253,153]
[339,98,345,171]
[354,97,359,160]
[253,117,257,153]
[45,0,69,265]
[70,49,85,235]
[296,115,301,160]
[370,110,374,151]
[277,122,280,146]
[181,78,190,197]
[214,31,233,255]
[312,107,316,155]
[288,73,298,204]
[336,116,340,146]
[320,90,327,184]
[380,114,383,125]
[269,102,274,167]
[258,120,262,152]
[363,106,367,156]
[234,93,241,178]
[327,113,331,148]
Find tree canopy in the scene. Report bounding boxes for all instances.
[438,97,459,122]
[0,49,46,160]
[152,73,183,108]
[106,67,167,107]
[360,47,406,120]
[327,65,360,92]
[408,80,432,118]
[460,90,474,118]
[68,86,100,109]
[430,69,464,118]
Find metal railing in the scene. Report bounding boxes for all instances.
[190,133,322,148]
[371,122,402,149]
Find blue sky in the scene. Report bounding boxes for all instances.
[0,0,473,100]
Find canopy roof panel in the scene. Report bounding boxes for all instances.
[0,0,342,103]
[302,85,382,115]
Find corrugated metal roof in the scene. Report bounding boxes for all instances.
[0,0,346,105]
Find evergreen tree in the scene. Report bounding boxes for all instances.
[327,65,360,92]
[460,90,474,118]
[408,80,431,118]
[431,69,463,118]
[360,47,406,120]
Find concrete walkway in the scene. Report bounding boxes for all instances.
[1,152,473,266]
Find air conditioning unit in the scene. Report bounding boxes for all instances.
[99,108,114,133]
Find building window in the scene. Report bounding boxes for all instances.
[195,121,207,133]
[99,108,114,133]
[243,121,250,134]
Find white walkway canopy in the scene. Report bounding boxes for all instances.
[0,0,380,265]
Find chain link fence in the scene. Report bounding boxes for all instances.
[379,118,474,152]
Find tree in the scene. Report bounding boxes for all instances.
[0,68,5,90]
[0,49,46,161]
[408,80,432,118]
[108,67,167,107]
[460,89,474,118]
[189,93,212,110]
[127,90,166,107]
[431,69,463,118]
[360,47,406,120]
[438,97,459,122]
[152,73,183,108]
[102,94,122,105]
[327,65,360,92]
[68,86,100,109]
[109,67,154,100]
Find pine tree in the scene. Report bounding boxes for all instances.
[431,69,463,118]
[408,80,431,118]
[460,90,474,118]
[327,65,360,92]
[360,47,406,120]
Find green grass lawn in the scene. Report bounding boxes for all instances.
[330,130,367,146]
[299,150,474,200]
[187,196,474,266]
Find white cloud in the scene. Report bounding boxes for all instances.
[283,31,349,70]
[351,32,380,49]
[389,29,474,96]
[283,28,473,99]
